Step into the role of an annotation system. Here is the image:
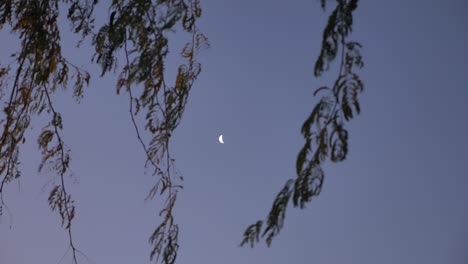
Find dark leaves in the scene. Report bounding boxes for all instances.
[48,185,75,230]
[182,0,201,32]
[149,191,180,264]
[330,119,348,162]
[262,179,294,246]
[296,140,311,176]
[345,41,364,71]
[314,6,339,77]
[66,0,97,42]
[37,129,53,150]
[0,0,13,27]
[239,220,263,248]
[293,164,324,209]
[72,70,90,101]
[314,0,361,77]
[334,73,364,121]
[93,24,121,76]
[149,220,179,264]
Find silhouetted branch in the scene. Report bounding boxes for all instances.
[42,84,79,264]
[241,0,364,248]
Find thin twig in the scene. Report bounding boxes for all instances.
[43,84,79,264]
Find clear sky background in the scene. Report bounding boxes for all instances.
[1,0,467,263]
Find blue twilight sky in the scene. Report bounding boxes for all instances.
[1,0,468,263]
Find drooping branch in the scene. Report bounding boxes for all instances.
[241,0,364,248]
[0,1,93,263]
[41,84,79,264]
[1,1,208,263]
[104,1,207,263]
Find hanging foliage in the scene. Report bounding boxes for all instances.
[0,1,207,263]
[241,0,364,248]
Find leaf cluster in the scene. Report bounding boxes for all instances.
[48,184,75,229]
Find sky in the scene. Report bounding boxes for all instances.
[1,0,468,263]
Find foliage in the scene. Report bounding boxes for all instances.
[0,0,364,263]
[0,1,207,264]
[240,0,364,248]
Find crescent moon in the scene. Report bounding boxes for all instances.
[218,135,224,144]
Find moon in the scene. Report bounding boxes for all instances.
[218,135,224,144]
